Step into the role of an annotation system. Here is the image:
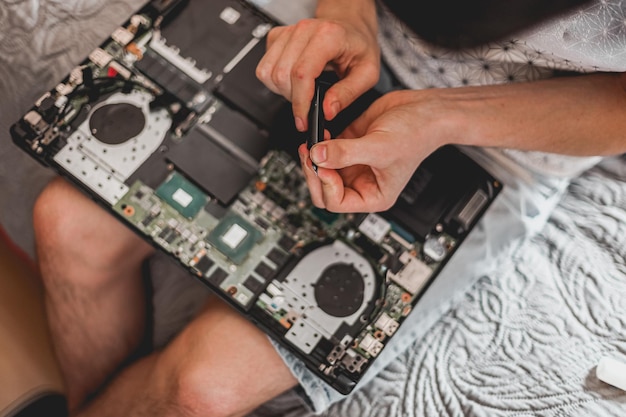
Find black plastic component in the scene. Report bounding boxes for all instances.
[10,121,35,144]
[135,52,203,106]
[244,275,264,294]
[195,256,214,274]
[387,251,405,275]
[267,73,378,159]
[214,40,286,129]
[255,217,270,230]
[307,78,331,172]
[277,235,296,252]
[307,78,327,151]
[314,263,365,318]
[165,127,255,205]
[335,373,357,392]
[266,247,288,268]
[354,234,385,262]
[39,96,58,123]
[141,214,156,227]
[207,267,228,287]
[207,100,271,162]
[384,145,498,240]
[254,261,275,281]
[160,0,268,86]
[204,199,228,219]
[89,103,146,145]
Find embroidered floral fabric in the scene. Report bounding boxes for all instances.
[377,1,626,87]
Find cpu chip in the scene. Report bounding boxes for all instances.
[156,172,207,219]
[207,214,262,264]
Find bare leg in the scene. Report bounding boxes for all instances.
[78,295,298,417]
[33,177,155,411]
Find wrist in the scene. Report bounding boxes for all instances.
[400,89,474,154]
[316,0,376,16]
[315,0,378,32]
[422,85,516,151]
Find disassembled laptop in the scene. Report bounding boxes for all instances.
[11,0,501,393]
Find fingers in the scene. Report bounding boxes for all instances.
[257,23,322,101]
[298,143,325,207]
[298,142,353,211]
[298,137,392,213]
[309,135,387,171]
[299,142,358,211]
[257,21,335,130]
[316,166,349,211]
[256,19,380,132]
[256,26,291,96]
[316,167,379,213]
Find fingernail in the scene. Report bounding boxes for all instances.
[295,117,305,132]
[310,144,327,164]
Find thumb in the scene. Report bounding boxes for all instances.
[309,135,388,170]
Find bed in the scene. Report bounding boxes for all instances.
[0,1,624,416]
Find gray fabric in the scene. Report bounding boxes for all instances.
[1,1,625,417]
[0,0,146,256]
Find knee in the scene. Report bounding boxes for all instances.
[169,363,243,417]
[33,177,153,278]
[33,177,83,251]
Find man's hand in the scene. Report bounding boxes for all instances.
[298,89,448,212]
[256,0,380,132]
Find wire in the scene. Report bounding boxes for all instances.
[55,76,154,126]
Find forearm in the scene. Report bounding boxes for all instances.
[451,72,626,156]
